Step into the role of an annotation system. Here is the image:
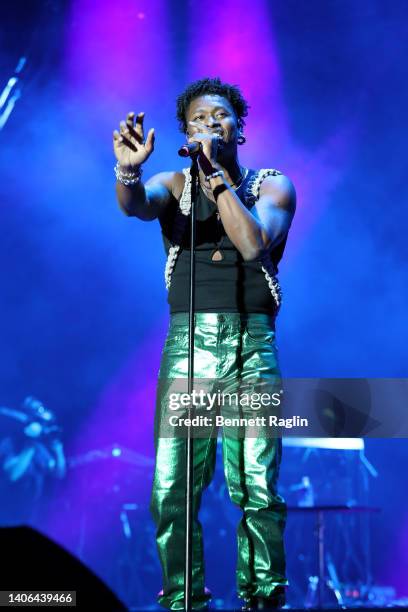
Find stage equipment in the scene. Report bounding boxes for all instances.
[281,438,380,608]
[289,505,380,609]
[184,154,199,612]
[178,141,202,157]
[0,526,127,611]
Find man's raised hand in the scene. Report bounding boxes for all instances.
[113,112,155,171]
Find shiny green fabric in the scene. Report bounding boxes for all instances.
[150,312,288,610]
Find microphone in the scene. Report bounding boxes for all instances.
[178,141,202,157]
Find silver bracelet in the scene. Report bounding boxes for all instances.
[114,161,143,186]
[204,169,224,183]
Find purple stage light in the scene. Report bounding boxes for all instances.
[63,0,172,111]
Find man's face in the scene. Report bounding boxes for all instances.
[185,94,239,151]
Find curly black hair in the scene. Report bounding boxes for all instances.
[176,77,250,133]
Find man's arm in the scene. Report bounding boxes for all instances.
[211,172,296,261]
[116,171,181,221]
[251,173,296,252]
[113,111,184,221]
[3,446,36,481]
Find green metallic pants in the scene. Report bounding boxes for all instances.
[150,313,288,610]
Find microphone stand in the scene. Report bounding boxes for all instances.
[184,153,199,612]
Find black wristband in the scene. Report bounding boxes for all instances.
[213,183,229,201]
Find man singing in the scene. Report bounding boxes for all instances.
[113,78,296,611]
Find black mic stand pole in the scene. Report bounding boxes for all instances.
[184,152,199,612]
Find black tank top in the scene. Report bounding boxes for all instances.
[159,169,288,314]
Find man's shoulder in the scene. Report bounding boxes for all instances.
[145,170,186,201]
[254,169,296,200]
[248,168,296,218]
